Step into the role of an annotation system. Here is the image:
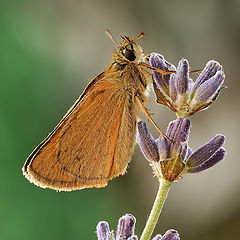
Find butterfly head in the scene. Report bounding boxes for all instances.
[105,30,145,65]
[118,33,144,63]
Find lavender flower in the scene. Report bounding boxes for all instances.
[152,230,180,240]
[137,117,226,181]
[96,214,180,240]
[150,53,176,95]
[116,214,136,239]
[97,221,114,240]
[149,54,225,117]
[137,121,159,162]
[185,135,226,173]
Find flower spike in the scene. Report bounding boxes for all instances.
[137,118,226,182]
[149,54,225,117]
[96,214,181,240]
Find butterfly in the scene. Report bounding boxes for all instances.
[22,30,173,191]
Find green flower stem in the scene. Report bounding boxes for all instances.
[140,179,172,240]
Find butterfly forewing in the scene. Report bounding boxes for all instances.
[23,72,138,191]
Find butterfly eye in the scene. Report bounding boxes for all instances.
[123,49,136,61]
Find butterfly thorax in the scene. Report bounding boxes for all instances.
[107,37,151,102]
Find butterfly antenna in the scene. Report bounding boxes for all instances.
[105,29,118,46]
[135,32,145,41]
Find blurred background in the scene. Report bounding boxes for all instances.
[1,0,239,239]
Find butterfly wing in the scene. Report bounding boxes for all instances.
[23,71,138,191]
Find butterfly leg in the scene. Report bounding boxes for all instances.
[140,59,202,75]
[135,96,173,143]
[139,62,176,75]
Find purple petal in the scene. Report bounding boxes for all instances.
[137,121,159,162]
[158,135,170,161]
[187,135,225,168]
[191,60,222,94]
[160,229,180,240]
[186,147,193,159]
[96,221,112,240]
[169,73,177,102]
[187,78,194,95]
[116,214,136,240]
[152,234,162,240]
[188,148,226,173]
[166,117,191,156]
[176,59,189,95]
[180,142,189,163]
[193,70,225,102]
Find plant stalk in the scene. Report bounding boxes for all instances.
[140,179,172,240]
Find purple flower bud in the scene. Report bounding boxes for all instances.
[176,59,189,95]
[150,53,166,70]
[155,117,191,181]
[152,234,162,240]
[116,214,136,240]
[150,53,176,95]
[160,229,180,240]
[96,221,113,240]
[191,60,222,94]
[193,70,225,102]
[188,148,226,173]
[137,121,159,162]
[165,117,191,157]
[186,135,225,168]
[127,236,138,240]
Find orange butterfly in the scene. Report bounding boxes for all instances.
[23,31,173,191]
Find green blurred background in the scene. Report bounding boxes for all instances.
[1,0,239,239]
